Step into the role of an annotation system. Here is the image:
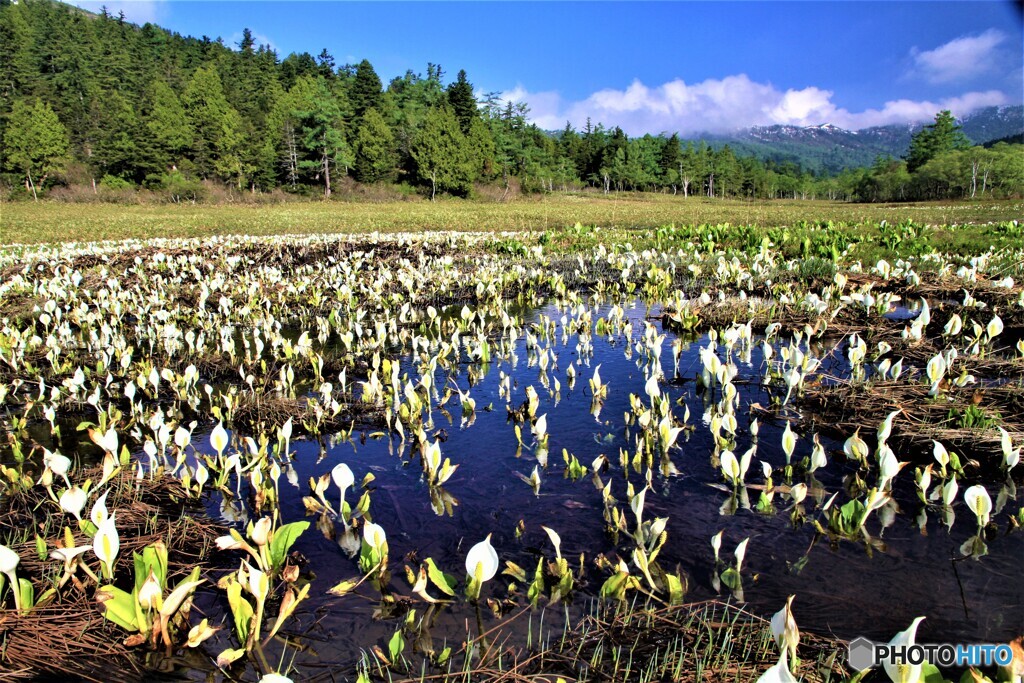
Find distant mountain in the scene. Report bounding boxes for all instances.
[694,105,1023,175]
[960,105,1024,145]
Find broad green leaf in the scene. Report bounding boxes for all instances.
[97,585,141,631]
[388,630,405,661]
[720,567,742,590]
[226,582,253,643]
[269,521,309,570]
[425,557,456,596]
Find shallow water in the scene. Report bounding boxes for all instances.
[8,296,1021,678]
[206,297,1022,672]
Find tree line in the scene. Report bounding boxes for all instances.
[1,0,1021,202]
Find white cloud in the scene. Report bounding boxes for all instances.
[909,29,1006,84]
[499,76,1010,135]
[70,0,167,25]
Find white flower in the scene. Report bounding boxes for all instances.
[963,485,992,528]
[59,486,87,520]
[362,522,387,551]
[210,421,229,456]
[465,534,499,583]
[883,617,926,683]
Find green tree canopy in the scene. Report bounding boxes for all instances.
[353,107,396,183]
[411,105,474,198]
[349,59,382,120]
[292,75,350,197]
[182,64,245,182]
[143,79,194,172]
[3,97,69,200]
[446,69,477,134]
[906,110,971,173]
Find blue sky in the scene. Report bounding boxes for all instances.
[74,1,1023,135]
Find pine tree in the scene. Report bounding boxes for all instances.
[3,97,69,200]
[446,69,477,134]
[182,64,245,183]
[906,110,971,173]
[88,89,142,181]
[659,133,681,186]
[353,107,396,183]
[316,48,336,79]
[349,59,382,119]
[144,79,193,173]
[411,105,473,199]
[466,117,496,180]
[293,75,350,197]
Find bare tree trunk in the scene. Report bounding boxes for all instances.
[970,160,979,198]
[284,126,299,188]
[323,154,331,198]
[27,171,38,202]
[431,171,436,201]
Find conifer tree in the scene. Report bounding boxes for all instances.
[293,75,350,197]
[906,110,971,173]
[446,69,477,134]
[3,98,69,200]
[411,105,474,198]
[183,64,244,181]
[349,59,382,119]
[353,108,396,183]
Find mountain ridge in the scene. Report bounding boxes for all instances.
[692,105,1022,175]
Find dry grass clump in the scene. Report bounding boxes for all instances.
[360,599,846,683]
[0,469,224,682]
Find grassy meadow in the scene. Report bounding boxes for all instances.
[3,195,1023,246]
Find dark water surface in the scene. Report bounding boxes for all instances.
[8,297,1020,679]
[238,298,1022,671]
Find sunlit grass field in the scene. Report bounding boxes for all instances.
[4,195,1022,245]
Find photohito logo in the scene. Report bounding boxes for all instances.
[848,637,1013,671]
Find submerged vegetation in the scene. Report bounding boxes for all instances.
[0,206,1022,681]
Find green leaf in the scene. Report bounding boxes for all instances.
[134,542,168,592]
[527,558,545,607]
[720,567,741,590]
[600,572,628,599]
[425,558,456,596]
[666,573,685,605]
[269,521,309,571]
[920,662,951,683]
[388,629,405,661]
[18,578,34,614]
[34,534,46,561]
[97,585,141,631]
[226,582,253,643]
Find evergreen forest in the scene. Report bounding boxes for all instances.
[1,0,1022,202]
